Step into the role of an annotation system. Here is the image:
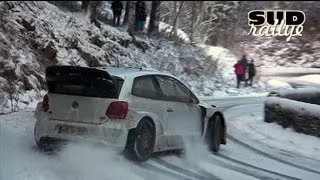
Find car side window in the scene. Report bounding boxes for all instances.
[155,76,177,101]
[174,80,193,103]
[156,75,197,103]
[132,76,160,99]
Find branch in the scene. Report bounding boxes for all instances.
[170,1,185,37]
[199,17,218,26]
[160,11,171,19]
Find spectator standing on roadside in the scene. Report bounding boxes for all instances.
[135,1,147,32]
[111,1,123,26]
[234,60,246,89]
[247,59,256,86]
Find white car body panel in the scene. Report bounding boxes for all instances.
[34,102,135,150]
[165,101,202,146]
[34,66,225,153]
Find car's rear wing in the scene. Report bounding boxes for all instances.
[45,66,119,98]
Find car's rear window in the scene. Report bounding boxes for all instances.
[46,66,123,98]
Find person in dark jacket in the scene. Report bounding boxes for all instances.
[82,1,90,13]
[240,54,249,86]
[111,1,123,26]
[135,1,147,32]
[240,54,248,66]
[234,60,246,88]
[247,59,256,86]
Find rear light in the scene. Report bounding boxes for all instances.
[42,95,49,112]
[106,101,128,119]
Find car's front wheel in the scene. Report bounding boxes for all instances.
[205,115,222,152]
[124,118,155,162]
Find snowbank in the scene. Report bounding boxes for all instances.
[225,104,320,160]
[260,67,320,76]
[265,97,320,137]
[268,88,320,105]
[265,79,293,90]
[294,74,320,85]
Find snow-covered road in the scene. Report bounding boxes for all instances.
[1,97,320,180]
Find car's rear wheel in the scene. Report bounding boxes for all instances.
[34,122,65,152]
[206,115,222,152]
[124,118,155,162]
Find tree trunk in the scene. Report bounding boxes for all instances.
[170,1,184,43]
[199,1,206,44]
[81,1,90,13]
[89,1,99,20]
[190,1,197,43]
[123,1,132,26]
[148,1,161,35]
[89,1,101,28]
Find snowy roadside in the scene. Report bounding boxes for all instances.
[2,102,319,163]
[259,68,320,76]
[1,100,320,180]
[224,104,320,160]
[0,112,173,180]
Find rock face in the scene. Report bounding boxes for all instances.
[265,91,320,138]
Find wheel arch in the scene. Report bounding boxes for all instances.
[124,116,157,161]
[127,116,157,142]
[139,116,156,135]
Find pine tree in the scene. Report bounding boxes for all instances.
[148,1,161,35]
[123,1,132,26]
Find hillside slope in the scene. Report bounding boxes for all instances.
[0,1,272,114]
[227,1,320,68]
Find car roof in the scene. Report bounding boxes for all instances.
[95,66,173,78]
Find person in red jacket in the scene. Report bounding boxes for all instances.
[234,60,246,88]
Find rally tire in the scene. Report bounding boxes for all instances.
[206,115,222,152]
[124,118,155,162]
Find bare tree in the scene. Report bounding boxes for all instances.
[189,1,197,43]
[82,1,102,28]
[123,1,132,26]
[170,1,184,44]
[82,1,90,13]
[3,81,20,112]
[148,1,161,35]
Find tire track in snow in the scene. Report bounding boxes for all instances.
[30,144,191,180]
[152,157,221,180]
[228,134,320,175]
[155,156,266,180]
[215,153,301,180]
[207,155,277,180]
[139,161,196,180]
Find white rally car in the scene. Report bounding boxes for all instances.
[34,66,227,161]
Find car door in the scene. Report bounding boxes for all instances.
[155,75,202,146]
[130,75,168,149]
[130,75,166,126]
[173,78,202,140]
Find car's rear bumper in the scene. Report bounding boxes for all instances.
[34,104,129,151]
